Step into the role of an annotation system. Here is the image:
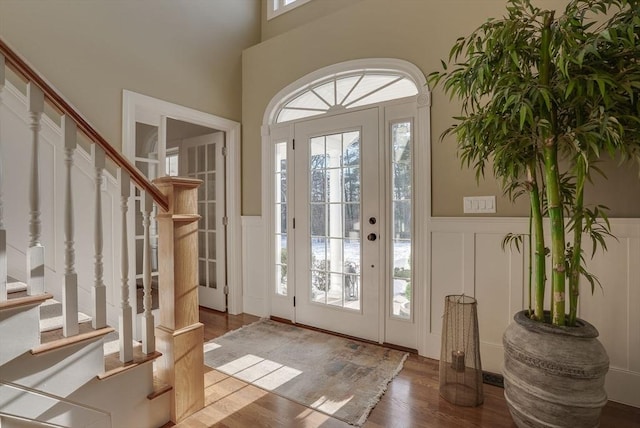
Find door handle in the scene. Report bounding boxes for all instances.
[367,233,377,241]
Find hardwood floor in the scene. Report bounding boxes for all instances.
[166,308,640,428]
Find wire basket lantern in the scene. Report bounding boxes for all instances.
[439,294,484,407]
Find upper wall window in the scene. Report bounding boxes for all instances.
[276,72,419,123]
[268,0,313,20]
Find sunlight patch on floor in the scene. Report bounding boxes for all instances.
[216,353,302,391]
[294,407,335,426]
[204,375,247,406]
[203,342,221,353]
[310,395,353,414]
[183,384,269,426]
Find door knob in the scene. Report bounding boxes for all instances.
[367,233,377,241]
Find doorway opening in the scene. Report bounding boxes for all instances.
[122,91,242,340]
[262,59,432,352]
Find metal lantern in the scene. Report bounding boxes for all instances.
[439,294,484,407]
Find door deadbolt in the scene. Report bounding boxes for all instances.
[369,217,377,225]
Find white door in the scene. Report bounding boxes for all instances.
[179,133,227,312]
[294,109,381,341]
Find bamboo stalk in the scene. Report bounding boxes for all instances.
[568,159,585,326]
[540,11,565,326]
[528,163,546,321]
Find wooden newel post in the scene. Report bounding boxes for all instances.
[153,177,204,423]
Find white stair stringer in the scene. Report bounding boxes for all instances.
[69,360,170,428]
[0,331,169,427]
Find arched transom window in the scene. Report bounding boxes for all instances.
[276,71,419,123]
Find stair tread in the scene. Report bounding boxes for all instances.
[32,326,115,355]
[40,321,97,344]
[148,377,172,400]
[102,330,141,356]
[100,348,162,380]
[39,298,92,332]
[7,280,27,294]
[0,293,53,310]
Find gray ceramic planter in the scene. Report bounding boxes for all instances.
[503,311,609,428]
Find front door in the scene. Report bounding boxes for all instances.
[179,133,227,312]
[294,109,380,341]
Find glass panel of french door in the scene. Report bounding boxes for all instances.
[294,108,380,342]
[134,122,160,312]
[179,132,226,312]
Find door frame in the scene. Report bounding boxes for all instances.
[122,90,243,315]
[261,59,432,355]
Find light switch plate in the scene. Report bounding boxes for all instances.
[463,196,496,214]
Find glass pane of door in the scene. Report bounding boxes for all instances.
[308,131,362,311]
[274,142,288,296]
[134,122,160,312]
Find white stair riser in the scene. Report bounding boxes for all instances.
[0,304,40,366]
[0,339,104,397]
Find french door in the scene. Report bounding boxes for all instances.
[294,109,381,341]
[179,133,227,312]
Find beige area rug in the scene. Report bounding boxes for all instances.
[203,320,408,426]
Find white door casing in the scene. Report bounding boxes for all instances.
[122,91,242,321]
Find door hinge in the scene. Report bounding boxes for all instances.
[223,216,228,226]
[222,146,228,156]
[292,139,295,150]
[293,296,296,307]
[224,284,229,295]
[293,218,295,229]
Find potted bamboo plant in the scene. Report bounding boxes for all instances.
[428,0,640,426]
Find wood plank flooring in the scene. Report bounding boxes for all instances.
[166,308,640,428]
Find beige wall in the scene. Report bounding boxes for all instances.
[0,0,261,151]
[243,0,639,217]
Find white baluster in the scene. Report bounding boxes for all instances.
[0,53,6,302]
[62,116,79,336]
[119,171,133,362]
[92,145,107,328]
[27,83,45,296]
[141,190,155,354]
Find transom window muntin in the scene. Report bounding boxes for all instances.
[276,71,419,124]
[268,0,313,20]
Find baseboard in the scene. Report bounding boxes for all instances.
[482,371,504,388]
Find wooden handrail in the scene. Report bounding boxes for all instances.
[0,38,168,211]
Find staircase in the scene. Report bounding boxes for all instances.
[0,39,204,427]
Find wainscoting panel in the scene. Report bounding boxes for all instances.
[578,220,640,407]
[241,216,267,317]
[427,217,639,407]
